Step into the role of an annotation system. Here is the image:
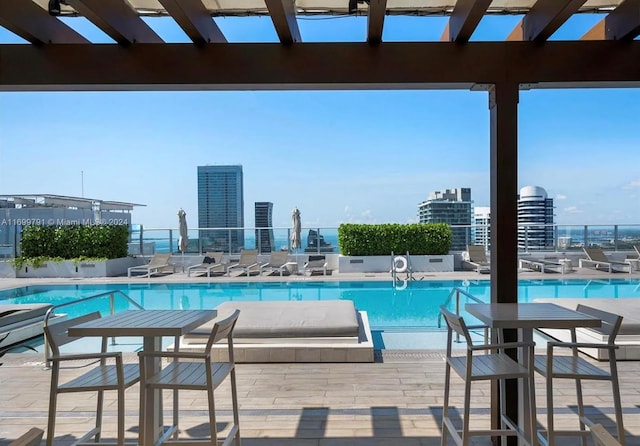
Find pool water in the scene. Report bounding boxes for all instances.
[3,278,640,332]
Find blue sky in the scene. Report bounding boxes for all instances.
[0,12,638,229]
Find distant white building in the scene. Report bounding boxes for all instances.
[0,194,142,255]
[518,186,555,250]
[473,206,491,249]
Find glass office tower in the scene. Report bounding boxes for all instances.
[197,165,244,253]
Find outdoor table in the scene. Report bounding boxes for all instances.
[465,302,601,445]
[68,309,217,446]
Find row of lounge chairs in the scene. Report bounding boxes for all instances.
[128,250,329,278]
[462,244,640,274]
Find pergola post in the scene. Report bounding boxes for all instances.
[489,82,520,444]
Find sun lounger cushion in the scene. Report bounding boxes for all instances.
[0,304,52,328]
[534,298,640,335]
[184,300,360,341]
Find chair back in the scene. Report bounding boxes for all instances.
[237,250,258,266]
[634,244,640,258]
[576,304,623,344]
[467,245,488,263]
[148,253,171,267]
[204,309,241,354]
[203,252,224,264]
[584,247,609,263]
[267,251,289,267]
[307,255,326,267]
[589,423,622,446]
[43,310,103,358]
[440,306,473,347]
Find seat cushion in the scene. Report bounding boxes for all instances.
[184,300,360,340]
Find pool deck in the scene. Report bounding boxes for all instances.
[1,269,640,445]
[2,349,640,446]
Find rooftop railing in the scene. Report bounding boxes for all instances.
[1,223,639,258]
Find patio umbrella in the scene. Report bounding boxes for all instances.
[178,208,188,253]
[291,207,301,251]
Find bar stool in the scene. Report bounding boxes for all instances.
[534,304,624,446]
[138,309,241,446]
[440,306,537,446]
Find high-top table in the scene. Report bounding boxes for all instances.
[68,309,217,446]
[465,302,601,446]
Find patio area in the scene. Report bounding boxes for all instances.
[2,348,640,445]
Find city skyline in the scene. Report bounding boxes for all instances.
[0,15,639,228]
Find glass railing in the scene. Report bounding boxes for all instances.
[1,223,639,258]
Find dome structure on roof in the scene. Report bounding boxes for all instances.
[519,186,548,201]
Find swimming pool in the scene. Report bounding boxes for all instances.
[2,278,640,331]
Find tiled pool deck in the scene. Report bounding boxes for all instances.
[1,269,640,445]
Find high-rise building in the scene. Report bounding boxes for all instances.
[518,185,554,250]
[254,202,275,254]
[418,188,472,251]
[197,165,244,253]
[473,206,491,249]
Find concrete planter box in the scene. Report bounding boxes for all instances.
[0,261,16,278]
[16,257,141,278]
[338,255,454,273]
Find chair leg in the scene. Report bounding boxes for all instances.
[441,364,451,446]
[546,374,555,446]
[173,389,179,440]
[139,384,146,446]
[528,370,538,446]
[610,368,625,446]
[46,371,59,446]
[117,386,125,446]
[575,378,587,446]
[208,387,218,445]
[230,368,241,445]
[96,389,104,442]
[462,379,471,446]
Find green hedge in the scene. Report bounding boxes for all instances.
[20,225,129,259]
[338,223,452,256]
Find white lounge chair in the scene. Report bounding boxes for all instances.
[519,256,566,274]
[187,252,226,277]
[259,251,291,276]
[304,255,328,276]
[128,253,175,278]
[461,245,490,274]
[579,247,632,274]
[227,249,259,276]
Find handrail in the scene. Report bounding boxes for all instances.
[44,290,143,367]
[439,287,488,343]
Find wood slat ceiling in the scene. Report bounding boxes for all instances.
[3,0,636,46]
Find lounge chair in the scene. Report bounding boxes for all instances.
[304,255,328,276]
[259,251,291,276]
[128,253,175,278]
[226,249,259,276]
[579,247,632,274]
[187,252,227,277]
[519,256,566,274]
[460,245,490,274]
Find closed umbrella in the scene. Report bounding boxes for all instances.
[178,208,188,253]
[291,207,301,251]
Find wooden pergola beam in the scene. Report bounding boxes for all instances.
[265,0,301,44]
[0,0,89,44]
[582,0,640,41]
[367,0,387,45]
[444,0,492,43]
[1,41,640,91]
[158,0,226,45]
[522,0,587,42]
[65,0,163,45]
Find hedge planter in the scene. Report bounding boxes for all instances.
[338,255,454,273]
[16,257,141,278]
